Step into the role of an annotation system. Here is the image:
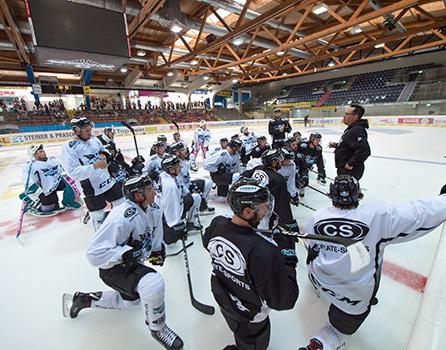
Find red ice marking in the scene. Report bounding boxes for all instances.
[382,260,428,293]
[0,209,80,239]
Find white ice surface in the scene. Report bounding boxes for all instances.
[0,124,445,350]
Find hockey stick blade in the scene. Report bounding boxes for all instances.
[172,121,180,132]
[121,121,134,133]
[181,238,215,315]
[166,242,194,257]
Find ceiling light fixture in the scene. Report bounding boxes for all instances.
[276,51,285,56]
[190,60,199,65]
[233,38,243,46]
[313,4,327,15]
[136,50,146,57]
[120,67,128,73]
[203,76,209,81]
[374,43,385,48]
[167,71,174,77]
[171,23,183,33]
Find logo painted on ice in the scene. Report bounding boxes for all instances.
[208,237,247,276]
[314,218,369,240]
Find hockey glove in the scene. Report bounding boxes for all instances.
[122,240,144,271]
[306,245,320,265]
[441,184,446,195]
[147,244,166,266]
[216,163,227,175]
[173,222,188,240]
[272,228,298,267]
[297,175,309,189]
[290,194,300,207]
[284,220,300,233]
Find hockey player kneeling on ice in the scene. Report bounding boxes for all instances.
[97,126,131,184]
[159,155,202,244]
[63,177,183,350]
[277,147,300,206]
[204,139,242,200]
[250,135,271,159]
[21,144,81,215]
[170,142,215,215]
[299,176,446,350]
[150,135,168,156]
[300,132,326,186]
[62,117,124,231]
[285,137,309,198]
[241,149,299,232]
[203,178,299,350]
[142,141,166,187]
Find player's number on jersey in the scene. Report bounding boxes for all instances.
[252,170,269,187]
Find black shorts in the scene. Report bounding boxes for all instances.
[39,180,66,206]
[328,303,370,335]
[84,182,123,211]
[99,263,156,301]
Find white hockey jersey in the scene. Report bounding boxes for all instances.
[194,127,211,147]
[178,159,191,192]
[246,157,262,170]
[159,172,186,228]
[86,199,163,269]
[22,157,63,196]
[61,137,115,196]
[277,163,297,198]
[304,195,446,315]
[203,150,240,174]
[142,154,163,180]
[240,132,257,154]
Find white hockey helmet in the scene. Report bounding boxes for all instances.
[199,119,207,128]
[28,144,43,159]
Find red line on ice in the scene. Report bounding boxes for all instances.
[382,260,427,293]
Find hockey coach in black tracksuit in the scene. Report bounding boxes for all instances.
[329,105,371,186]
[203,177,299,350]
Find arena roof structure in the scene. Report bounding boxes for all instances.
[0,0,445,90]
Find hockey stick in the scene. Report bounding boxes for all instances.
[16,160,34,239]
[257,228,370,273]
[181,237,215,315]
[172,121,180,133]
[299,202,317,211]
[308,185,330,198]
[121,121,140,158]
[166,241,194,257]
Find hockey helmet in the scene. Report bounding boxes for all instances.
[228,139,242,149]
[220,137,228,143]
[257,135,267,142]
[228,177,271,217]
[153,141,166,149]
[161,155,181,173]
[261,149,283,167]
[123,176,153,202]
[157,134,167,143]
[199,120,207,127]
[309,132,322,141]
[329,175,360,208]
[281,147,295,160]
[28,144,43,159]
[169,141,186,155]
[71,117,93,131]
[103,126,115,134]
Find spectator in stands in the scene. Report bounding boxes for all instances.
[329,104,371,199]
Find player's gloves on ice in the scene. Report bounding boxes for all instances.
[173,222,188,240]
[148,244,166,266]
[122,240,144,270]
[440,184,446,195]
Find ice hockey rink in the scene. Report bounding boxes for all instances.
[0,122,445,350]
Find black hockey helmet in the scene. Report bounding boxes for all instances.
[228,139,242,149]
[329,175,360,208]
[153,141,166,149]
[281,147,295,160]
[157,134,167,143]
[309,132,322,141]
[228,177,271,216]
[103,126,115,133]
[261,148,283,167]
[220,137,228,143]
[161,155,181,173]
[123,176,153,202]
[71,117,93,131]
[169,141,185,155]
[257,135,267,142]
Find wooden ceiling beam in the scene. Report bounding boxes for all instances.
[128,0,166,39]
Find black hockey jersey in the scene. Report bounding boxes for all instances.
[268,119,292,142]
[203,216,298,322]
[299,142,325,177]
[241,165,294,226]
[250,144,271,159]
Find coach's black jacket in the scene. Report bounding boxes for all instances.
[203,216,298,322]
[335,119,371,168]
